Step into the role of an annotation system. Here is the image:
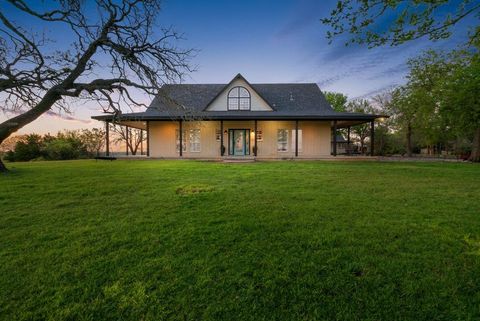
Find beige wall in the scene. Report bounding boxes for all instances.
[206,78,273,111]
[148,120,332,158]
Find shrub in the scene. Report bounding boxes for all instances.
[12,135,44,161]
[44,139,81,160]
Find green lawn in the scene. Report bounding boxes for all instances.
[1,160,480,320]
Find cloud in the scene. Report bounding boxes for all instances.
[317,73,351,87]
[351,84,399,100]
[366,63,409,81]
[44,110,93,124]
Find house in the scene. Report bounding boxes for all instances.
[92,74,383,159]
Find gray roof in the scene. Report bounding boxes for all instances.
[92,75,383,122]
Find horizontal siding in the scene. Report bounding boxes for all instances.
[149,120,331,158]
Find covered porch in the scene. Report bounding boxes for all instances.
[95,115,384,159]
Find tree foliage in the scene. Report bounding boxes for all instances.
[3,129,106,162]
[324,91,348,112]
[321,0,480,47]
[81,128,106,157]
[386,48,480,160]
[345,99,377,153]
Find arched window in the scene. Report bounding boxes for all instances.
[228,86,251,110]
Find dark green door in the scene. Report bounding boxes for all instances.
[228,129,250,156]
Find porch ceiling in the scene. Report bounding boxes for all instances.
[115,121,147,130]
[336,119,379,128]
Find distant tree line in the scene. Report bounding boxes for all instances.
[1,128,105,162]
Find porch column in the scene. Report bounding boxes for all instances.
[105,121,110,156]
[333,120,337,156]
[347,126,351,155]
[295,120,299,157]
[179,119,183,157]
[140,130,144,155]
[220,120,224,156]
[370,120,375,156]
[146,121,150,157]
[254,120,258,157]
[125,125,129,156]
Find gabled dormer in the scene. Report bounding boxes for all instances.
[205,74,274,111]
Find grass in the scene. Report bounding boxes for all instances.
[1,160,479,321]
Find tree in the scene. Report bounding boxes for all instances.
[324,91,348,112]
[81,128,105,157]
[0,0,193,171]
[388,87,418,157]
[111,124,145,156]
[386,49,480,161]
[10,134,44,161]
[53,131,87,159]
[371,91,396,155]
[435,50,480,161]
[345,99,376,154]
[321,0,480,47]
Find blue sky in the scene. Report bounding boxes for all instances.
[1,0,475,134]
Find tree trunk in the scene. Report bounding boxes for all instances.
[406,123,412,157]
[0,27,103,173]
[0,158,8,173]
[0,90,61,172]
[469,128,480,162]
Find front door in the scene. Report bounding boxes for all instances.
[228,129,250,156]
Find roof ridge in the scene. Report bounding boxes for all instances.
[163,82,319,86]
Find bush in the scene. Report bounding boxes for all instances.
[4,130,100,162]
[12,135,44,161]
[3,150,15,162]
[44,139,81,160]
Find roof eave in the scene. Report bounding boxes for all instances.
[91,113,387,121]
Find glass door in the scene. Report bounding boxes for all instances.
[228,129,250,156]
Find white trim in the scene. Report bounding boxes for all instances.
[277,128,289,152]
[189,128,201,152]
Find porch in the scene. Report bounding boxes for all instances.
[100,118,378,159]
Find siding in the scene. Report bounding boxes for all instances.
[206,78,273,111]
[149,120,332,158]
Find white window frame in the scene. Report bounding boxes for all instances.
[256,130,263,141]
[189,129,201,152]
[227,86,251,111]
[291,129,303,153]
[277,129,289,152]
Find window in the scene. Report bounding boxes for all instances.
[277,129,288,152]
[256,130,263,141]
[215,129,222,141]
[175,129,186,152]
[291,129,303,152]
[228,86,251,110]
[189,129,201,152]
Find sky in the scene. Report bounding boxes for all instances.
[0,0,475,135]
